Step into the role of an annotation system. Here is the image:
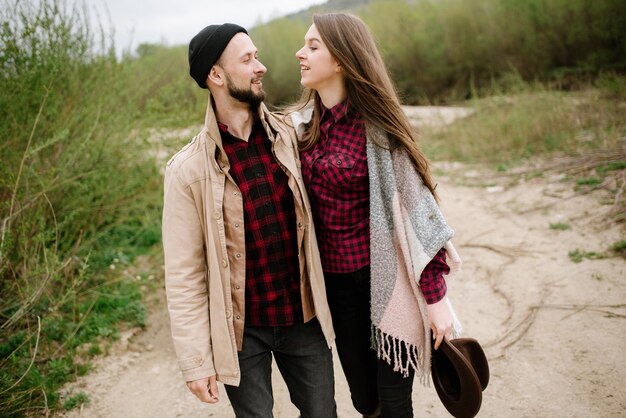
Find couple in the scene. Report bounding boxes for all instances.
[162,12,460,418]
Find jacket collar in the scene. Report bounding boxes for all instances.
[203,93,279,168]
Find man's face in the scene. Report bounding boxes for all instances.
[224,71,265,107]
[218,33,267,106]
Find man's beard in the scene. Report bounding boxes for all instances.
[225,73,265,107]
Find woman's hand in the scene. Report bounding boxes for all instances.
[426,298,453,350]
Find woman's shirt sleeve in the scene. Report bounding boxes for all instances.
[419,247,449,304]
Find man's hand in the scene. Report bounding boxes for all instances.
[426,298,453,350]
[186,375,220,403]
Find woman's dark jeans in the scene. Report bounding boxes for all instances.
[325,266,415,418]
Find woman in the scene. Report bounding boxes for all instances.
[289,13,462,418]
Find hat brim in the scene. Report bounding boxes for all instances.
[450,338,489,391]
[431,338,486,418]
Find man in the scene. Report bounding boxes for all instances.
[162,24,336,417]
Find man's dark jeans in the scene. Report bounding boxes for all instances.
[224,318,337,418]
[325,266,415,418]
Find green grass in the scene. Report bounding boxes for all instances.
[568,249,607,263]
[495,163,509,172]
[87,344,102,357]
[610,240,626,257]
[63,392,89,410]
[576,177,603,187]
[549,223,572,231]
[596,162,626,174]
[421,85,625,164]
[0,277,146,416]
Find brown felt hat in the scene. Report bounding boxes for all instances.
[431,337,489,418]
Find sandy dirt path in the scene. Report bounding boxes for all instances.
[58,109,626,417]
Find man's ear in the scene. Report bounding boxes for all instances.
[207,65,224,87]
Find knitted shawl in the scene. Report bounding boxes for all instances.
[291,109,462,380]
[367,125,462,379]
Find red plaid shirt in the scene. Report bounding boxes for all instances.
[300,100,449,304]
[219,119,302,326]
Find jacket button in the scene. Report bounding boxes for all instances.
[226,311,231,318]
[297,221,303,228]
[222,259,228,267]
[214,211,221,219]
[236,315,241,320]
[236,285,240,290]
[235,223,240,228]
[235,253,241,258]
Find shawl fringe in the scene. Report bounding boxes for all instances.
[371,325,431,385]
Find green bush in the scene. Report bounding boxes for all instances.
[0,1,168,415]
[250,0,626,105]
[121,43,207,127]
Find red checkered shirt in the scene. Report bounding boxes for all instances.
[219,119,302,326]
[300,100,449,304]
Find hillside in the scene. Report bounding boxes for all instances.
[285,0,374,20]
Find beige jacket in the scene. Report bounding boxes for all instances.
[162,96,334,386]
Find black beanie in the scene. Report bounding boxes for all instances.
[188,23,248,89]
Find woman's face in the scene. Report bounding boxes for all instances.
[295,24,342,91]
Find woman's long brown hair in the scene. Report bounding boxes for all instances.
[295,13,438,200]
